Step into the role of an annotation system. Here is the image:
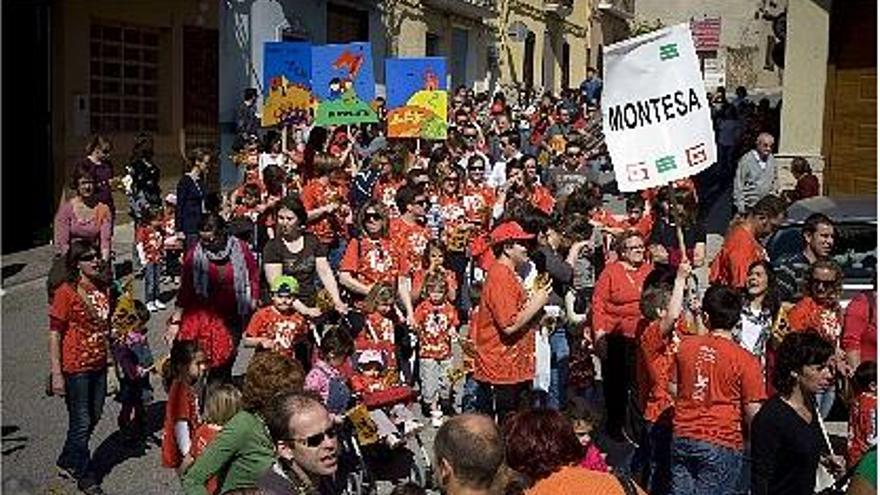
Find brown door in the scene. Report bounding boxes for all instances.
[183,26,219,190]
[823,0,877,195]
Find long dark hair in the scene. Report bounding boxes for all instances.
[163,340,203,389]
[745,260,781,317]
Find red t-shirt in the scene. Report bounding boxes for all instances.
[673,334,767,450]
[339,237,405,287]
[709,224,766,290]
[637,319,680,423]
[842,292,877,364]
[49,281,110,374]
[136,225,165,264]
[374,178,404,218]
[530,186,556,214]
[472,262,535,384]
[389,217,431,276]
[414,300,459,360]
[354,313,398,372]
[244,306,309,360]
[848,391,877,467]
[162,380,200,468]
[191,423,222,494]
[301,179,350,244]
[461,183,495,227]
[438,194,471,253]
[592,262,652,339]
[788,296,843,344]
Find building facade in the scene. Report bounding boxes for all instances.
[3,0,219,253]
[633,0,783,93]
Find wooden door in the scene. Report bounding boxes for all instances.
[823,0,877,195]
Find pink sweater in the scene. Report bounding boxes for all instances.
[54,200,112,257]
[579,443,609,472]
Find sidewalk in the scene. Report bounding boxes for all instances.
[1,222,135,291]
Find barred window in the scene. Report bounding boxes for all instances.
[89,22,159,132]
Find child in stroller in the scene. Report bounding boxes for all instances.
[351,348,423,448]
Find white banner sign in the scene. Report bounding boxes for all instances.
[602,23,717,192]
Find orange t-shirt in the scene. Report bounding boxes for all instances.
[414,300,459,360]
[591,262,653,339]
[438,194,472,253]
[244,306,309,360]
[709,224,766,290]
[672,334,767,450]
[389,217,431,276]
[191,423,222,494]
[461,183,495,227]
[49,281,110,374]
[637,319,679,423]
[374,178,404,218]
[525,465,648,495]
[472,262,535,384]
[530,185,556,214]
[301,179,350,244]
[339,237,405,287]
[161,380,200,468]
[788,296,843,344]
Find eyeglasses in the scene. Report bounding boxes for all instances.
[288,425,337,448]
[78,253,99,263]
[625,244,645,251]
[468,166,484,172]
[444,177,459,182]
[812,279,837,289]
[414,198,429,207]
[365,212,383,222]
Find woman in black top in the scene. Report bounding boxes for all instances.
[175,148,211,251]
[649,186,706,268]
[262,195,347,315]
[751,332,845,495]
[126,132,162,222]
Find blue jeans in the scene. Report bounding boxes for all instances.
[671,436,742,495]
[547,327,570,410]
[57,369,107,478]
[143,262,161,302]
[816,387,836,419]
[327,239,348,272]
[461,374,479,413]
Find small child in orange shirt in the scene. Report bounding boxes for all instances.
[243,276,315,368]
[848,361,877,467]
[191,384,242,494]
[136,206,166,312]
[357,283,400,373]
[414,274,459,426]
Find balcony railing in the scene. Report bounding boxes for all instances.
[597,0,634,19]
[544,0,574,16]
[423,0,499,19]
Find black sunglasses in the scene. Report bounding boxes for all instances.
[78,253,99,263]
[365,212,383,222]
[288,425,337,448]
[414,198,429,206]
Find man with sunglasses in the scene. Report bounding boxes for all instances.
[258,393,346,495]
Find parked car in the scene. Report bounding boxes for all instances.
[767,196,876,307]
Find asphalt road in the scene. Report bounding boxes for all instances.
[1,239,437,495]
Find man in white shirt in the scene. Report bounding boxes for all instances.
[487,130,523,189]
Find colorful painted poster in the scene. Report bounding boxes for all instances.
[385,58,448,139]
[602,24,717,192]
[262,41,313,127]
[311,42,378,126]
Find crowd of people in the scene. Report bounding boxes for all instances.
[45,74,875,495]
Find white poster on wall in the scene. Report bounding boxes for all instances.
[602,23,717,192]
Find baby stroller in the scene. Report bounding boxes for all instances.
[339,347,434,492]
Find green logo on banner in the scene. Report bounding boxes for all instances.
[655,155,677,173]
[659,43,679,60]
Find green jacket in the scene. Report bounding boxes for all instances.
[181,410,275,495]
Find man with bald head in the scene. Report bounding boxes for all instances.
[733,132,777,214]
[433,414,506,495]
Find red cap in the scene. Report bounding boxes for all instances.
[489,221,535,245]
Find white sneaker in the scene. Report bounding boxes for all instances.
[146,301,157,312]
[430,410,444,428]
[154,300,167,310]
[404,419,423,436]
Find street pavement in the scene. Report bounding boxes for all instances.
[1,224,437,494]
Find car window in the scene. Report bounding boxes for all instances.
[831,222,877,282]
[769,222,876,282]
